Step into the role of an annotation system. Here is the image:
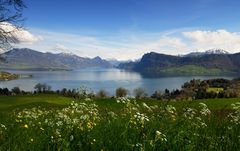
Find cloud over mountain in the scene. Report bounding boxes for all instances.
[183,30,240,51]
[0,22,42,44]
[13,28,240,60]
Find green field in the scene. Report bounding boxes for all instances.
[0,94,239,150]
[160,65,233,76]
[207,87,224,93]
[0,94,239,111]
[0,94,72,111]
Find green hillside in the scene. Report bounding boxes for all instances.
[161,65,232,76]
[0,71,19,80]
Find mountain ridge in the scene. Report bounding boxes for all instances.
[118,50,240,76]
[0,48,113,70]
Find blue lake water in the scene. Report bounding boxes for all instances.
[0,68,234,96]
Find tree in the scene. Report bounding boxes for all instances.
[116,87,128,98]
[151,90,162,100]
[2,88,10,95]
[0,0,26,51]
[34,83,52,93]
[78,86,95,99]
[60,88,67,96]
[41,83,51,93]
[34,83,43,93]
[11,86,21,95]
[133,87,146,99]
[97,89,108,98]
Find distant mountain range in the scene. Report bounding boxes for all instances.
[0,48,113,70]
[1,48,240,77]
[106,58,133,66]
[118,50,240,77]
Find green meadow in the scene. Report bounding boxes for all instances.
[0,94,239,111]
[0,94,239,151]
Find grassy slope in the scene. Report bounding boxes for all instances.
[0,94,239,111]
[0,94,72,111]
[160,65,232,76]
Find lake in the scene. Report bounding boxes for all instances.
[0,68,235,96]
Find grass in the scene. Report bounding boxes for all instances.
[0,94,72,111]
[0,94,239,150]
[0,94,239,111]
[94,97,240,111]
[160,65,232,76]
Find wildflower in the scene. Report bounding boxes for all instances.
[166,105,176,114]
[228,102,240,125]
[91,139,96,145]
[171,115,176,121]
[84,98,92,102]
[199,103,211,116]
[142,102,152,112]
[23,124,28,129]
[116,97,131,104]
[135,143,142,147]
[0,124,6,130]
[228,126,232,130]
[155,130,167,142]
[108,111,116,118]
[70,135,74,141]
[183,107,196,119]
[56,121,63,127]
[30,138,34,142]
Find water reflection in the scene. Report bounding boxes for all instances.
[0,69,234,95]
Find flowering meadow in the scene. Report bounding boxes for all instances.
[0,97,239,151]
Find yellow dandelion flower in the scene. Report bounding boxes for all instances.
[30,138,34,142]
[23,124,28,128]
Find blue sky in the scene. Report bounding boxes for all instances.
[12,0,240,60]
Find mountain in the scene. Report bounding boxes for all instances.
[107,58,133,67]
[118,51,240,77]
[0,48,112,70]
[184,49,230,57]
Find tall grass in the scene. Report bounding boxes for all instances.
[0,98,239,151]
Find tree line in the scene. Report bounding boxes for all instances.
[1,78,240,100]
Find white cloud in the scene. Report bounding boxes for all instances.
[0,22,42,44]
[132,37,188,56]
[14,28,240,60]
[53,44,71,53]
[183,30,240,52]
